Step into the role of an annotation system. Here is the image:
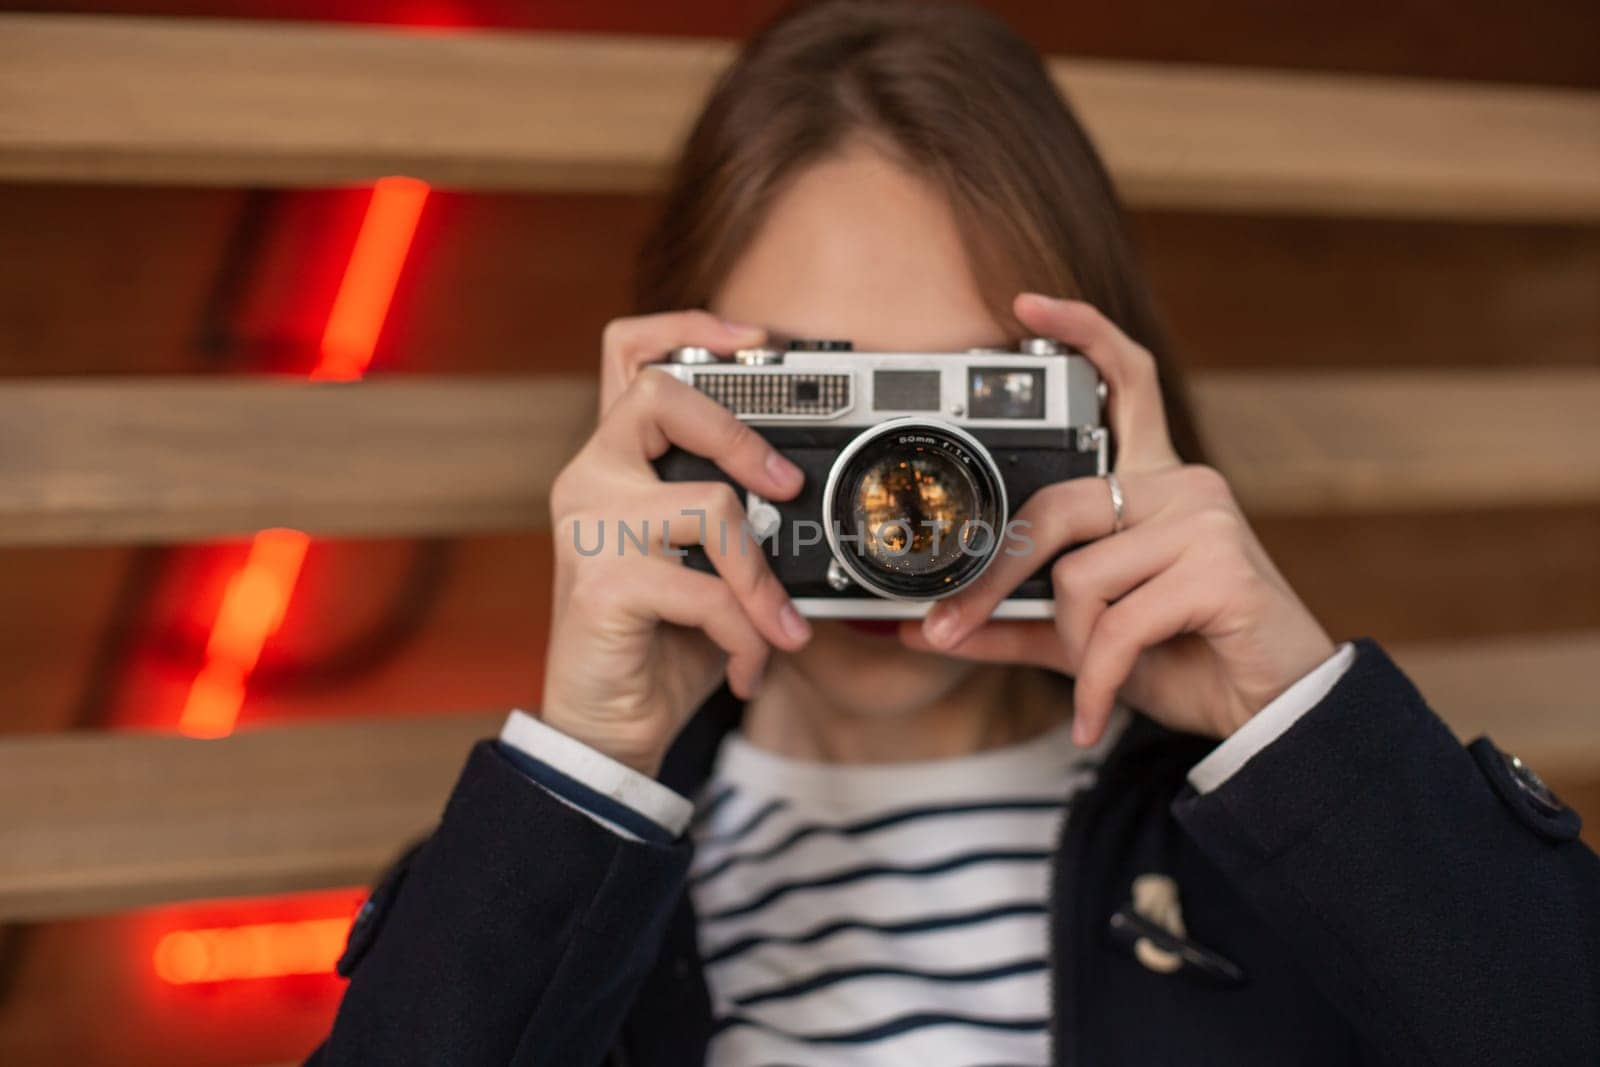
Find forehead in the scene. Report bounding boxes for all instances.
[708,142,1009,353]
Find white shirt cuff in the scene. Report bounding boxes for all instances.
[1187,642,1357,794]
[499,710,695,839]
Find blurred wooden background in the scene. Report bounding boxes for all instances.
[0,2,1596,1064]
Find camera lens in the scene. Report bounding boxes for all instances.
[823,418,1007,600]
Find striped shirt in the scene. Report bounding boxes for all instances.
[688,714,1124,1066]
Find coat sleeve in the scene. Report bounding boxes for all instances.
[1172,638,1599,1066]
[305,739,692,1066]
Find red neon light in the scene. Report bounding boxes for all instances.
[313,176,431,382]
[179,528,311,738]
[174,177,430,741]
[160,178,429,985]
[153,916,354,984]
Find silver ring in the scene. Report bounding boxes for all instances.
[1104,472,1126,534]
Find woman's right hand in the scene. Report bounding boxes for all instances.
[540,312,813,776]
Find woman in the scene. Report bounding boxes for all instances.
[311,2,1598,1064]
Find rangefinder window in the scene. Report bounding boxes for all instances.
[969,367,1045,419]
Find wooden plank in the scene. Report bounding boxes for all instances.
[0,711,501,922]
[0,17,724,193]
[0,634,1593,921]
[0,375,593,545]
[1193,368,1600,517]
[3,369,1597,545]
[1064,61,1600,220]
[1,15,1597,220]
[1394,632,1600,780]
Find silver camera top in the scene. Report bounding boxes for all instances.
[653,337,1103,430]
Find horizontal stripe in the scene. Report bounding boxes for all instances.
[723,970,1050,1041]
[692,815,1062,911]
[708,1023,1050,1067]
[690,782,738,829]
[713,921,1049,1011]
[733,957,1048,1008]
[713,921,1049,1017]
[691,798,1066,885]
[702,848,1053,923]
[701,900,1046,966]
[714,1008,1049,1044]
[696,797,788,849]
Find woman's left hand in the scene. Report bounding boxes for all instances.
[900,292,1336,748]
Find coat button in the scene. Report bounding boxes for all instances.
[1504,751,1564,815]
[1468,738,1581,842]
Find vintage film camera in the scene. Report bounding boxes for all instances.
[650,338,1107,619]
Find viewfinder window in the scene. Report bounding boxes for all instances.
[968,367,1044,419]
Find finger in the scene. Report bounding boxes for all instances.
[614,481,812,653]
[1013,293,1180,473]
[919,472,1165,650]
[903,518,1184,672]
[614,562,774,700]
[599,310,767,413]
[1072,565,1211,746]
[898,618,1064,670]
[1050,517,1189,666]
[599,369,806,501]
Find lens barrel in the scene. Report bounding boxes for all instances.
[822,418,1008,601]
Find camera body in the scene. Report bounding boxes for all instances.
[650,338,1106,619]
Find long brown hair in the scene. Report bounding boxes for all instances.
[634,0,1204,462]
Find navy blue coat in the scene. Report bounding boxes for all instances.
[308,640,1599,1065]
